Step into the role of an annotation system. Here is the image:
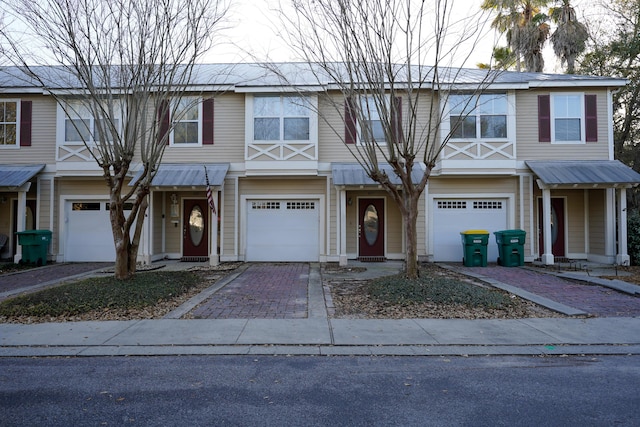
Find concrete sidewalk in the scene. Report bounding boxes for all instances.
[0,261,639,357]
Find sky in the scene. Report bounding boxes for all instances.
[203,0,597,73]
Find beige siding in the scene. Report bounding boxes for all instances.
[152,192,163,254]
[221,177,237,258]
[318,91,434,163]
[589,189,606,255]
[428,177,517,194]
[0,95,57,164]
[516,89,611,160]
[161,93,245,164]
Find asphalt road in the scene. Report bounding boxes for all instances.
[1,355,639,426]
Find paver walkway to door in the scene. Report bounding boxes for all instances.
[191,263,309,319]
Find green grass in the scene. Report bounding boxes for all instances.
[367,273,513,309]
[0,271,200,317]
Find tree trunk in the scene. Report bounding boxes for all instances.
[403,191,421,279]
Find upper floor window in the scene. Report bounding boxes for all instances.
[538,93,597,144]
[171,98,200,145]
[253,95,310,141]
[449,93,508,140]
[62,100,121,144]
[0,100,18,146]
[359,96,386,144]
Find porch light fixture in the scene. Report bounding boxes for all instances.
[170,193,179,218]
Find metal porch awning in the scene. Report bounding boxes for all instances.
[526,160,640,188]
[131,163,230,187]
[331,162,426,186]
[0,164,45,189]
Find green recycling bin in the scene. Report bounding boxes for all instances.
[494,229,526,267]
[460,230,489,267]
[16,229,52,266]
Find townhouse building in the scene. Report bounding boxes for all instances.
[1,63,638,266]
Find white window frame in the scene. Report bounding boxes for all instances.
[358,95,389,145]
[57,100,123,146]
[251,95,312,142]
[170,97,202,146]
[0,99,20,149]
[447,93,510,141]
[550,92,585,144]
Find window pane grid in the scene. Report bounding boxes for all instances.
[0,101,18,145]
[254,96,310,142]
[450,94,507,140]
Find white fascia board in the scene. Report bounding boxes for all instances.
[234,85,325,93]
[0,87,47,94]
[527,79,628,88]
[437,83,529,91]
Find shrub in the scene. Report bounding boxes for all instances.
[628,210,640,266]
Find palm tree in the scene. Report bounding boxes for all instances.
[549,0,588,74]
[481,0,551,72]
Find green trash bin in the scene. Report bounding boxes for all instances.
[16,230,52,266]
[460,230,489,267]
[494,229,526,267]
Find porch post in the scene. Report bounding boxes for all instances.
[13,182,31,264]
[541,187,554,265]
[338,188,348,266]
[141,193,152,265]
[616,188,630,265]
[209,189,220,266]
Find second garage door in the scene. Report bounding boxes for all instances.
[246,200,319,262]
[433,199,508,262]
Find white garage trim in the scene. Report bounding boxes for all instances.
[428,193,515,262]
[240,194,325,262]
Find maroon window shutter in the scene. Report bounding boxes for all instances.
[344,97,357,144]
[157,100,170,145]
[538,95,551,143]
[585,94,598,142]
[202,98,214,145]
[19,100,32,146]
[391,96,403,143]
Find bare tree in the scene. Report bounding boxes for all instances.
[275,0,500,278]
[1,0,230,279]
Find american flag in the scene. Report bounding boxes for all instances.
[204,166,216,215]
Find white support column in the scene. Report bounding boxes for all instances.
[209,189,220,266]
[605,188,616,263]
[13,182,31,264]
[541,187,554,265]
[616,188,630,265]
[339,188,348,266]
[141,193,152,265]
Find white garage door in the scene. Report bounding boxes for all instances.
[66,201,115,262]
[246,200,319,262]
[433,199,507,262]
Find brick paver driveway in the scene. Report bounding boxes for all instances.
[191,263,309,319]
[461,265,640,317]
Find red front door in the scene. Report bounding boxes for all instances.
[538,197,565,258]
[358,198,385,259]
[183,199,208,258]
